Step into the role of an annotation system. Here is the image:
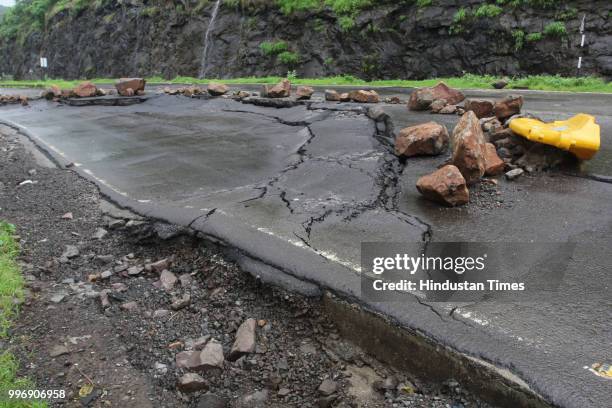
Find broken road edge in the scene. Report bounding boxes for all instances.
[2,118,552,408]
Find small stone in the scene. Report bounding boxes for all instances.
[395,122,449,157]
[49,344,70,357]
[92,228,108,240]
[185,336,211,351]
[492,79,508,89]
[207,82,229,96]
[153,309,170,318]
[50,292,67,303]
[277,388,290,397]
[178,274,193,287]
[229,318,257,361]
[148,258,170,273]
[177,373,207,393]
[127,266,144,276]
[61,212,73,220]
[111,282,128,292]
[171,294,191,310]
[197,393,229,408]
[120,301,138,312]
[107,219,125,229]
[483,143,505,176]
[100,270,113,280]
[463,98,494,118]
[493,95,523,120]
[94,254,114,264]
[239,390,268,406]
[100,289,111,308]
[296,86,314,100]
[61,245,79,259]
[348,89,379,103]
[267,79,291,98]
[199,339,224,370]
[154,362,168,375]
[416,165,469,207]
[505,168,524,180]
[160,270,177,291]
[318,395,337,408]
[318,379,338,396]
[176,350,202,370]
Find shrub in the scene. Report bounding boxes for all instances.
[526,32,542,42]
[543,21,567,37]
[278,51,300,65]
[512,29,525,50]
[449,7,468,35]
[338,15,354,31]
[259,40,288,55]
[474,4,502,18]
[416,0,432,7]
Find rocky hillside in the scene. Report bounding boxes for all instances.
[0,0,610,80]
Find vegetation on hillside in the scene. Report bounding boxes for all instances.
[1,74,610,93]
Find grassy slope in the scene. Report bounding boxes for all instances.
[0,221,44,408]
[0,74,610,93]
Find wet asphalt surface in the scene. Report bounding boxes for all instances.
[1,86,611,408]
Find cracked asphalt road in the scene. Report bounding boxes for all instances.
[1,89,611,408]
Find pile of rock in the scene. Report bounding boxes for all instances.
[163,82,230,97]
[0,94,28,106]
[408,82,465,114]
[115,77,146,96]
[404,111,505,206]
[41,81,110,101]
[325,89,380,103]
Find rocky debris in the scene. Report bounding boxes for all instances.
[207,82,229,96]
[159,269,177,290]
[493,95,523,120]
[429,98,447,113]
[385,96,401,104]
[483,143,505,176]
[183,86,206,97]
[99,289,111,308]
[493,79,509,89]
[515,143,575,171]
[237,389,268,407]
[198,393,229,408]
[185,336,210,351]
[267,79,291,98]
[120,301,138,312]
[324,90,340,101]
[229,318,257,361]
[296,86,314,100]
[417,165,469,206]
[61,212,73,220]
[148,258,171,273]
[170,293,191,310]
[199,338,224,370]
[439,104,458,114]
[463,99,494,119]
[100,270,112,280]
[451,111,487,184]
[115,78,145,96]
[153,309,170,318]
[176,350,203,370]
[480,117,503,137]
[178,273,193,287]
[348,90,380,103]
[408,82,465,111]
[374,376,399,392]
[61,245,79,260]
[0,94,29,106]
[177,373,207,393]
[127,265,144,276]
[49,292,67,303]
[42,85,62,100]
[318,379,338,396]
[49,344,70,358]
[92,227,108,240]
[73,81,98,98]
[505,168,524,180]
[339,92,351,102]
[395,122,449,157]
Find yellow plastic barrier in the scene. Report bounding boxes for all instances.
[509,114,600,160]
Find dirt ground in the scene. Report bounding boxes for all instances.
[0,124,495,407]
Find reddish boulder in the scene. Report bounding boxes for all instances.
[43,85,61,100]
[416,165,469,206]
[483,143,505,175]
[451,111,487,184]
[348,90,379,103]
[115,78,145,96]
[325,89,340,101]
[408,82,465,111]
[493,95,523,120]
[124,88,135,97]
[464,99,494,118]
[296,86,314,100]
[339,92,350,102]
[395,122,449,157]
[439,104,457,114]
[268,79,291,98]
[73,81,97,98]
[207,82,228,96]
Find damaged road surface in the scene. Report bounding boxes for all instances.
[1,91,611,408]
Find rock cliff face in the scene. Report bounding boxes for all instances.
[1,0,610,80]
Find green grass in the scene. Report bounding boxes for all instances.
[0,220,45,407]
[1,74,610,93]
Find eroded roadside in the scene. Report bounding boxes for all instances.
[0,126,495,406]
